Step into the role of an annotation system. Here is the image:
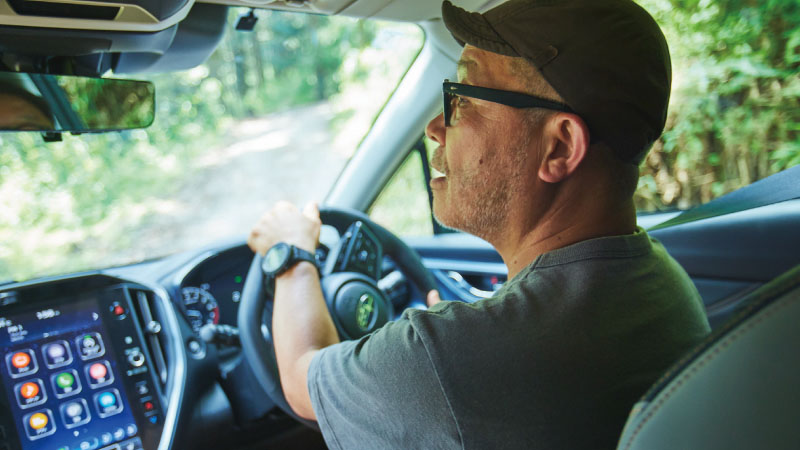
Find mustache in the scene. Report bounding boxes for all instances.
[431,146,448,175]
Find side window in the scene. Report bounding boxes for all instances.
[369,144,434,236]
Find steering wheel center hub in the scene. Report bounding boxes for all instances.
[331,278,390,339]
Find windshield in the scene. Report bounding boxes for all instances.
[0,9,423,282]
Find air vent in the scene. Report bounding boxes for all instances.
[8,0,120,20]
[128,287,169,390]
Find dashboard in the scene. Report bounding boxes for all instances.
[0,240,318,450]
[177,246,251,336]
[0,277,172,450]
[0,223,417,450]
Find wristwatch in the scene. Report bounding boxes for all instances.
[261,242,318,278]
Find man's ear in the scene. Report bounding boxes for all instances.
[538,113,590,183]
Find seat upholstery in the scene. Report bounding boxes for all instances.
[616,264,800,450]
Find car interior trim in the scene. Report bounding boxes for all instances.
[0,0,193,32]
[124,278,188,450]
[327,20,459,210]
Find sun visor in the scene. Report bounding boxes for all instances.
[114,3,227,74]
[0,0,194,32]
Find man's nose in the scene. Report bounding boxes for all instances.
[425,112,446,146]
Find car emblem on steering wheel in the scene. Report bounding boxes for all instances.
[356,293,376,331]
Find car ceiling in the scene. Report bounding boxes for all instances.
[0,0,497,31]
[0,0,490,75]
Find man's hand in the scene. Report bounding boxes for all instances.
[247,201,337,421]
[427,290,444,307]
[248,201,321,255]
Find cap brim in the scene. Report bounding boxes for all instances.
[442,0,518,56]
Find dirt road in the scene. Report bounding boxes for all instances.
[124,102,349,261]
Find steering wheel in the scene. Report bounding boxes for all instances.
[237,206,437,427]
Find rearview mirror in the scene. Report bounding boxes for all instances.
[0,72,155,133]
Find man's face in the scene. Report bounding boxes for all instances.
[425,46,538,239]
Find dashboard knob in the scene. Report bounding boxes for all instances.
[146,321,162,335]
[128,350,145,368]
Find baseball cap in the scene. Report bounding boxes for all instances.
[441,0,671,164]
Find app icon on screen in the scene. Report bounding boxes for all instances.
[76,332,105,360]
[51,369,82,398]
[42,340,73,368]
[23,409,56,440]
[85,360,114,388]
[6,349,38,378]
[93,389,123,418]
[15,379,47,408]
[60,398,91,429]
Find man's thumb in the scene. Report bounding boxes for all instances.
[427,290,442,307]
[304,202,320,219]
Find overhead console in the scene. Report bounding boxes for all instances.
[0,276,180,450]
[0,1,226,76]
[0,0,194,32]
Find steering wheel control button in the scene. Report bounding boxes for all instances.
[6,349,38,378]
[23,409,56,440]
[60,398,91,429]
[52,369,82,398]
[339,222,382,278]
[15,379,46,408]
[126,349,145,368]
[86,361,114,388]
[76,332,105,360]
[94,389,123,418]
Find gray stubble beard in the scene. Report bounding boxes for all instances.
[433,132,531,243]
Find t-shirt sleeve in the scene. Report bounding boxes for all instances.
[307,312,462,450]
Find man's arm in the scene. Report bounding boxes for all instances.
[272,261,339,419]
[248,201,339,420]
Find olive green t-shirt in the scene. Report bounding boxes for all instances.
[308,229,711,449]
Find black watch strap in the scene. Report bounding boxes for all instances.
[263,243,318,279]
[285,245,317,274]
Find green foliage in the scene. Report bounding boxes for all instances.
[0,9,420,282]
[208,10,378,116]
[59,77,154,129]
[369,150,434,237]
[636,0,800,211]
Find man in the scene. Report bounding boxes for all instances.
[248,0,711,448]
[0,81,55,130]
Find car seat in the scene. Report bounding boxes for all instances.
[616,264,800,450]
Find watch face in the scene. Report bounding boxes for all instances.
[263,243,290,274]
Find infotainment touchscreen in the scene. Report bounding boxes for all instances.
[0,295,141,450]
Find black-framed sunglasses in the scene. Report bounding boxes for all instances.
[443,79,575,127]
